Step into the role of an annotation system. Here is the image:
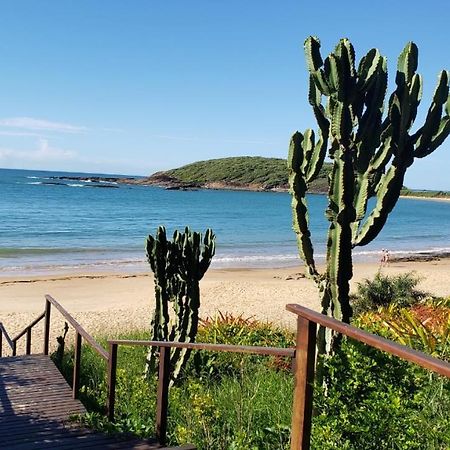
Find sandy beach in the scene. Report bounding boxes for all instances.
[1,258,450,355]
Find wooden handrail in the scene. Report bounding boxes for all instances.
[105,338,295,445]
[108,339,295,357]
[0,322,15,355]
[45,295,109,361]
[286,303,450,450]
[0,311,46,356]
[12,312,45,342]
[286,304,450,378]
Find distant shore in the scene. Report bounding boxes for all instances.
[47,174,450,199]
[1,259,449,356]
[399,194,450,202]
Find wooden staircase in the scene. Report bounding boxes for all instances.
[0,354,195,449]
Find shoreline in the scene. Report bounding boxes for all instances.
[26,169,450,200]
[399,194,450,202]
[1,248,450,279]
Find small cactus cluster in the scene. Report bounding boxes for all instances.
[288,37,450,352]
[145,226,215,381]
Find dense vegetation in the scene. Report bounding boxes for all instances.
[55,276,450,449]
[152,156,331,192]
[400,188,450,199]
[148,156,450,199]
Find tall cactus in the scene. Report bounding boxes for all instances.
[288,37,450,353]
[145,226,216,381]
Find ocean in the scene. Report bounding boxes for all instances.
[1,168,449,276]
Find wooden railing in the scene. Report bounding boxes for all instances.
[105,339,295,446]
[43,294,109,400]
[0,295,109,401]
[286,303,450,450]
[2,296,450,450]
[0,311,46,357]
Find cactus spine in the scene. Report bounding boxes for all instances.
[145,226,216,381]
[289,37,450,352]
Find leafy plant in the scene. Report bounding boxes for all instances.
[186,312,295,378]
[356,302,450,360]
[312,338,450,450]
[351,272,426,315]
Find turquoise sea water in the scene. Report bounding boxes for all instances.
[1,168,449,275]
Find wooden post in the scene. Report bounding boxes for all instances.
[107,342,118,421]
[43,299,51,355]
[26,328,32,355]
[156,346,171,446]
[73,332,82,399]
[290,317,317,450]
[12,340,17,356]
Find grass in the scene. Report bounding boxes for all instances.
[158,156,331,192]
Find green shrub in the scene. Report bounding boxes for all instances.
[185,313,295,379]
[312,339,450,450]
[352,272,426,315]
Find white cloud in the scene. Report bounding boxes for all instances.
[0,130,43,137]
[0,139,141,174]
[0,117,87,134]
[0,139,76,164]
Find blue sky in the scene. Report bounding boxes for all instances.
[0,1,449,189]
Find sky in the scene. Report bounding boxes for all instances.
[0,1,449,189]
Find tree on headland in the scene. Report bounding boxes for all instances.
[288,36,450,353]
[145,226,215,381]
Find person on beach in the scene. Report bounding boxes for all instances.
[385,249,390,267]
[380,249,386,267]
[380,249,390,267]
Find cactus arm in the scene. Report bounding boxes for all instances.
[146,227,171,373]
[353,58,387,237]
[415,116,450,157]
[288,132,320,280]
[304,36,323,72]
[305,36,333,96]
[355,58,386,168]
[356,48,381,91]
[396,42,418,83]
[307,128,329,182]
[338,38,356,78]
[413,71,450,157]
[301,129,315,174]
[306,74,329,183]
[170,281,200,381]
[351,173,371,241]
[353,162,406,247]
[198,228,216,278]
